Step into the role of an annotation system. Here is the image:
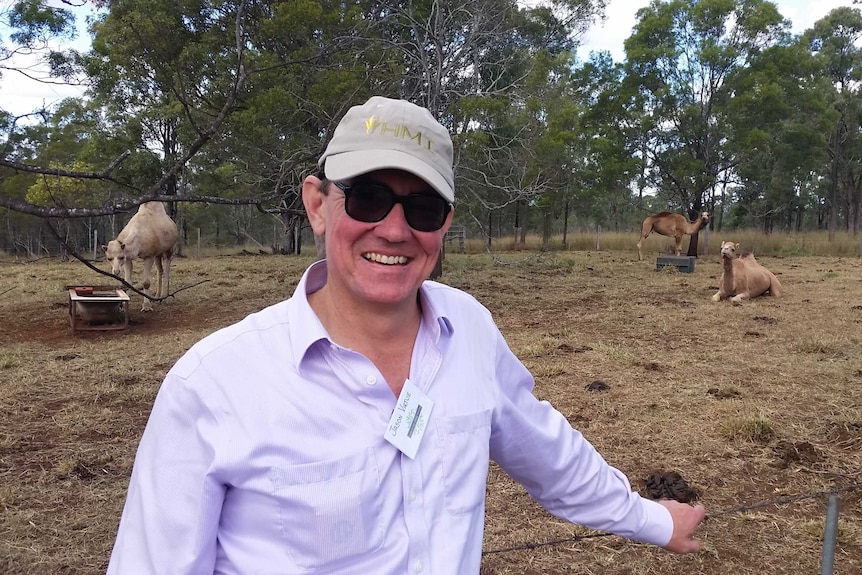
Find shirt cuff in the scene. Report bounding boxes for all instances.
[637,497,674,547]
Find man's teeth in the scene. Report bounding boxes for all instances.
[365,253,408,265]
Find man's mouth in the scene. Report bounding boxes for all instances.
[364,252,409,265]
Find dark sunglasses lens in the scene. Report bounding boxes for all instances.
[345,184,394,223]
[343,182,450,231]
[403,196,449,232]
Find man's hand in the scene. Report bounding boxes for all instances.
[658,500,706,553]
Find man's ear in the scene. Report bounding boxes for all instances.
[439,205,454,236]
[302,175,327,236]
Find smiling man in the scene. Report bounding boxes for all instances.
[106,96,704,574]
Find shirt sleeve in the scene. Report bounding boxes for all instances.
[107,369,226,575]
[487,330,674,547]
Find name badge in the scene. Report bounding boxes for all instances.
[384,378,434,459]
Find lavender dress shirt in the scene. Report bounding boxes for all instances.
[106,260,672,574]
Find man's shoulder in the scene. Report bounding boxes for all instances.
[171,299,294,375]
[422,280,493,319]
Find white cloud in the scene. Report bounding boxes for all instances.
[576,0,856,61]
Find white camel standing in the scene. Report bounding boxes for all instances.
[636,211,710,261]
[102,202,179,312]
[712,241,783,305]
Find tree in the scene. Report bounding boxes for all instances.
[723,40,831,232]
[622,0,789,251]
[802,6,862,238]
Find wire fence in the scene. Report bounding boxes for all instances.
[481,481,862,559]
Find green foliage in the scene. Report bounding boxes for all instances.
[7,0,76,45]
[623,0,789,217]
[26,160,103,207]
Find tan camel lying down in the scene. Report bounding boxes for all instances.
[712,241,783,305]
[102,202,179,312]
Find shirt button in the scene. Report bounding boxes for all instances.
[366,375,377,386]
[408,490,417,502]
[414,560,424,573]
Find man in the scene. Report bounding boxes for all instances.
[107,96,704,574]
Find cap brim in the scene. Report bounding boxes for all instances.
[324,150,454,203]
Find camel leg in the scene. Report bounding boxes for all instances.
[140,257,155,312]
[731,293,748,306]
[674,236,683,256]
[122,259,134,296]
[161,253,172,299]
[636,232,650,261]
[154,257,165,299]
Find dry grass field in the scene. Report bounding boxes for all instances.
[1,247,861,574]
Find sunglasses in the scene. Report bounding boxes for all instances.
[332,181,451,232]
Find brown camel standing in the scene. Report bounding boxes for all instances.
[102,202,179,312]
[711,241,783,305]
[636,211,710,261]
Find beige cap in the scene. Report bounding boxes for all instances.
[318,96,455,202]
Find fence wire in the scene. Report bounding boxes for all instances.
[481,482,862,556]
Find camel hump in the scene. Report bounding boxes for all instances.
[137,201,169,215]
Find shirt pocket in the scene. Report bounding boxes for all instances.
[435,410,492,514]
[269,447,385,569]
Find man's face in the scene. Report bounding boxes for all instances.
[303,169,453,310]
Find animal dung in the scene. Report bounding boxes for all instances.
[643,471,698,503]
[585,380,610,392]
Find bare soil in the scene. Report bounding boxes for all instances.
[1,250,860,574]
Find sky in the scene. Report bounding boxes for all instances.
[0,0,856,118]
[576,0,855,61]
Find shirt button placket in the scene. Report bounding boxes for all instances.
[401,455,430,574]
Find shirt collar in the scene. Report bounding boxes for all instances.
[418,281,454,343]
[287,260,455,369]
[287,259,330,372]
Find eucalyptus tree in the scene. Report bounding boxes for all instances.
[1,0,254,223]
[622,0,788,249]
[1,0,80,248]
[802,6,862,238]
[722,40,831,232]
[395,0,601,244]
[2,0,608,260]
[574,50,644,231]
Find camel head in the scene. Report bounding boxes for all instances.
[103,240,127,275]
[700,212,710,223]
[719,241,738,259]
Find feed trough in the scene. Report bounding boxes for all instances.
[67,286,130,334]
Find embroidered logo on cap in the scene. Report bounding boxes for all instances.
[364,115,434,151]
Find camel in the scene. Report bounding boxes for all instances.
[102,202,179,312]
[636,211,710,261]
[711,241,783,305]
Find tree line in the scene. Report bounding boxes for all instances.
[1,0,860,258]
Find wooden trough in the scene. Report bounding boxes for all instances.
[67,286,130,334]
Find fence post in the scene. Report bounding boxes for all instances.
[820,494,840,575]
